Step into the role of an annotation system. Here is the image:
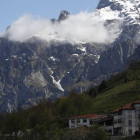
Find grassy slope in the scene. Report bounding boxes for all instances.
[93,81,140,112]
[90,62,140,113]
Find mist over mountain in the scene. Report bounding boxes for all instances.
[3,11,120,44]
[0,0,140,112]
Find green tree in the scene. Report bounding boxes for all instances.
[61,130,86,140]
[31,124,46,139]
[88,87,98,97]
[99,80,108,92]
[2,112,26,140]
[86,125,108,140]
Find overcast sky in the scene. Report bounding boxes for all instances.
[0,0,99,32]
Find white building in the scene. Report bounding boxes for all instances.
[68,114,106,129]
[68,100,140,136]
[96,116,114,135]
[112,100,140,136]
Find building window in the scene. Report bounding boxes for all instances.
[129,120,132,125]
[83,119,87,123]
[118,119,122,123]
[138,114,140,120]
[129,130,132,135]
[128,111,132,118]
[113,113,118,116]
[77,119,80,123]
[90,121,94,125]
[71,119,75,123]
[128,110,131,114]
[122,119,124,124]
[114,119,117,124]
[118,112,122,115]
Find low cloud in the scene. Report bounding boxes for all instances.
[4,11,121,44]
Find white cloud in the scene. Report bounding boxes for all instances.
[5,11,121,44]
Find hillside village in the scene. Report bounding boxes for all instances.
[0,61,140,140]
[69,100,140,137]
[1,0,140,139]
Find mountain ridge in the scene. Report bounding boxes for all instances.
[0,0,140,112]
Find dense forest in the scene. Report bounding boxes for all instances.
[0,92,108,140]
[1,61,140,140]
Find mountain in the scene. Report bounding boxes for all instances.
[0,37,103,112]
[58,10,70,21]
[123,45,140,69]
[0,0,140,112]
[96,0,140,24]
[51,10,70,23]
[96,0,140,41]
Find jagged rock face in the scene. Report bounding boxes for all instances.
[1,0,140,112]
[97,0,140,19]
[0,37,106,112]
[0,38,136,112]
[61,39,136,96]
[94,0,140,44]
[51,10,70,23]
[0,38,63,112]
[93,0,140,73]
[99,40,135,73]
[97,0,113,9]
[58,10,70,21]
[123,45,140,69]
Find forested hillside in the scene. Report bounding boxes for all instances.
[1,61,140,139]
[89,61,140,112]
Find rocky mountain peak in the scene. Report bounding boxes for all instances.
[97,0,113,9]
[6,25,11,32]
[95,0,140,24]
[58,10,70,21]
[0,1,140,112]
[51,10,70,24]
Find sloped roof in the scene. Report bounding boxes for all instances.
[69,114,97,119]
[132,100,140,105]
[96,116,113,123]
[69,114,107,120]
[112,103,134,113]
[90,115,107,120]
[112,100,140,113]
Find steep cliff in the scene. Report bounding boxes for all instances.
[1,0,140,112]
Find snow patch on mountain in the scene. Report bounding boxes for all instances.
[92,6,121,21]
[49,56,60,61]
[47,66,64,91]
[72,54,79,56]
[96,0,140,25]
[50,76,64,92]
[77,46,86,53]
